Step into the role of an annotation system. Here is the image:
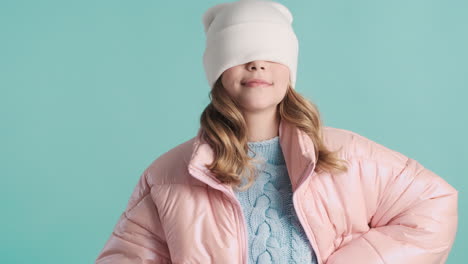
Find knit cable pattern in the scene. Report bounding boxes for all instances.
[235,136,318,264]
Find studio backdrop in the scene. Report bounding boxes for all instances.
[1,0,466,263]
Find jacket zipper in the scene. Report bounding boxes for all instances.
[292,162,322,264]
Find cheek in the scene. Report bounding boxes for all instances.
[271,65,290,84]
[275,72,290,90]
[222,71,240,86]
[281,68,291,82]
[221,75,241,96]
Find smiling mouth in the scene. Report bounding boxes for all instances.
[242,81,272,87]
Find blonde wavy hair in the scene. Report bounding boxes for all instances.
[199,76,349,192]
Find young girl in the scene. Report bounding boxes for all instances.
[95,1,458,263]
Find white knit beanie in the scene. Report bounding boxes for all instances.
[202,0,299,89]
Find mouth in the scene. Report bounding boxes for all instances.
[241,78,272,87]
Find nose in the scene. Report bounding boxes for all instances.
[246,60,266,71]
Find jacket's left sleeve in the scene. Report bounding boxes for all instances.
[326,157,458,264]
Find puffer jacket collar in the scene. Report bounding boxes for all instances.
[187,118,318,193]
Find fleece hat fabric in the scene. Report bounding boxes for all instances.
[202,0,299,89]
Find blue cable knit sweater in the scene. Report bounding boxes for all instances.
[234,136,318,264]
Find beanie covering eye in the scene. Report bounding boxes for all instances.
[201,0,299,89]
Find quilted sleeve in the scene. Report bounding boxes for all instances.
[95,170,172,264]
[326,157,458,264]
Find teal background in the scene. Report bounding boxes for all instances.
[1,0,466,263]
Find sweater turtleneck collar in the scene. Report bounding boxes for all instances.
[247,136,285,165]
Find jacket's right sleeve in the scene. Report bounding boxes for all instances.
[95,169,172,264]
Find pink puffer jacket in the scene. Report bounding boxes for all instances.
[95,119,458,264]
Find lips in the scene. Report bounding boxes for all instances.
[241,78,272,87]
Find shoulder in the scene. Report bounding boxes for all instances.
[321,126,408,169]
[143,136,201,186]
